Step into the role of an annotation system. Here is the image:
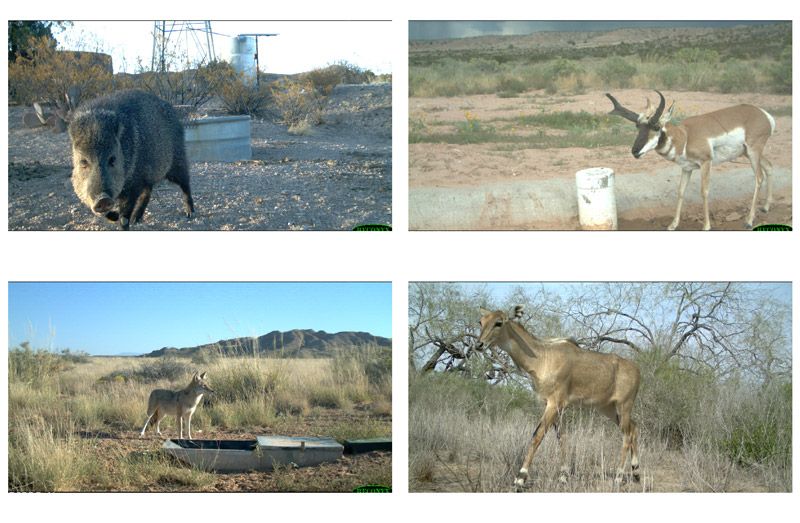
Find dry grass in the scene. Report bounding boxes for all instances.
[409,370,790,493]
[8,348,391,492]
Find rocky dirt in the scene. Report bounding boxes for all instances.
[8,83,392,231]
[409,89,792,230]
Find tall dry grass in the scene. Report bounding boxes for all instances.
[409,364,791,493]
[8,345,391,492]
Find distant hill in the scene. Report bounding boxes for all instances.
[142,329,391,358]
[409,22,791,64]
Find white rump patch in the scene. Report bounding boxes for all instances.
[708,128,746,164]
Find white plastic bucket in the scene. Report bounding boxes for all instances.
[575,167,618,230]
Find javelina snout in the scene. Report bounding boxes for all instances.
[69,89,195,230]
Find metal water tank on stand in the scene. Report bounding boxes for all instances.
[229,35,257,86]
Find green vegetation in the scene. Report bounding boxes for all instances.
[410,109,631,148]
[409,24,791,97]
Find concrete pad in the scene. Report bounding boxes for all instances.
[409,166,791,230]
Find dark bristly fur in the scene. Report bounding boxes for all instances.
[69,89,194,230]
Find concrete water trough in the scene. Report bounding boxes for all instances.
[163,435,344,473]
[184,115,252,163]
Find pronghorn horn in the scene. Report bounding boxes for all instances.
[605,93,640,123]
[648,90,666,126]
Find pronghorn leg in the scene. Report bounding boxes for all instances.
[745,149,764,228]
[760,158,773,213]
[668,168,693,231]
[699,161,712,231]
[515,402,558,489]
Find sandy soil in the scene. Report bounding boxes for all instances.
[409,89,792,230]
[81,411,391,492]
[8,83,392,231]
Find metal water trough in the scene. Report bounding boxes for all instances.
[163,435,344,473]
[342,437,392,454]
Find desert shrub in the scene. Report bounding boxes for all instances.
[271,78,325,128]
[303,61,375,94]
[674,47,720,64]
[718,381,791,466]
[634,350,715,448]
[132,357,192,383]
[719,61,758,93]
[8,36,115,106]
[8,343,74,384]
[218,76,274,117]
[768,46,792,94]
[597,56,638,88]
[497,76,528,97]
[136,60,231,109]
[211,362,275,403]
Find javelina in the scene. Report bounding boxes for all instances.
[69,89,194,230]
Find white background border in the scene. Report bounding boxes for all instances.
[3,1,798,521]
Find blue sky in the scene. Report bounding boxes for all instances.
[8,282,391,355]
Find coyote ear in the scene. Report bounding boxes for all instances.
[200,372,207,379]
[513,305,524,319]
[478,307,491,317]
[192,372,198,379]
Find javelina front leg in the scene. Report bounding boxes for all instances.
[117,193,139,231]
[131,185,153,224]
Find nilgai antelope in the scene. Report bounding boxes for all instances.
[140,372,214,439]
[606,90,776,230]
[476,306,641,489]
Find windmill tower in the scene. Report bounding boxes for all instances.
[151,21,217,72]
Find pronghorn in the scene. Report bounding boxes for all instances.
[476,306,641,489]
[606,90,775,230]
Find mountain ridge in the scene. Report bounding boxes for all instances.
[142,328,391,358]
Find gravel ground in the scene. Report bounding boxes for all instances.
[8,83,392,231]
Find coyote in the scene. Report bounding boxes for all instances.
[140,372,214,439]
